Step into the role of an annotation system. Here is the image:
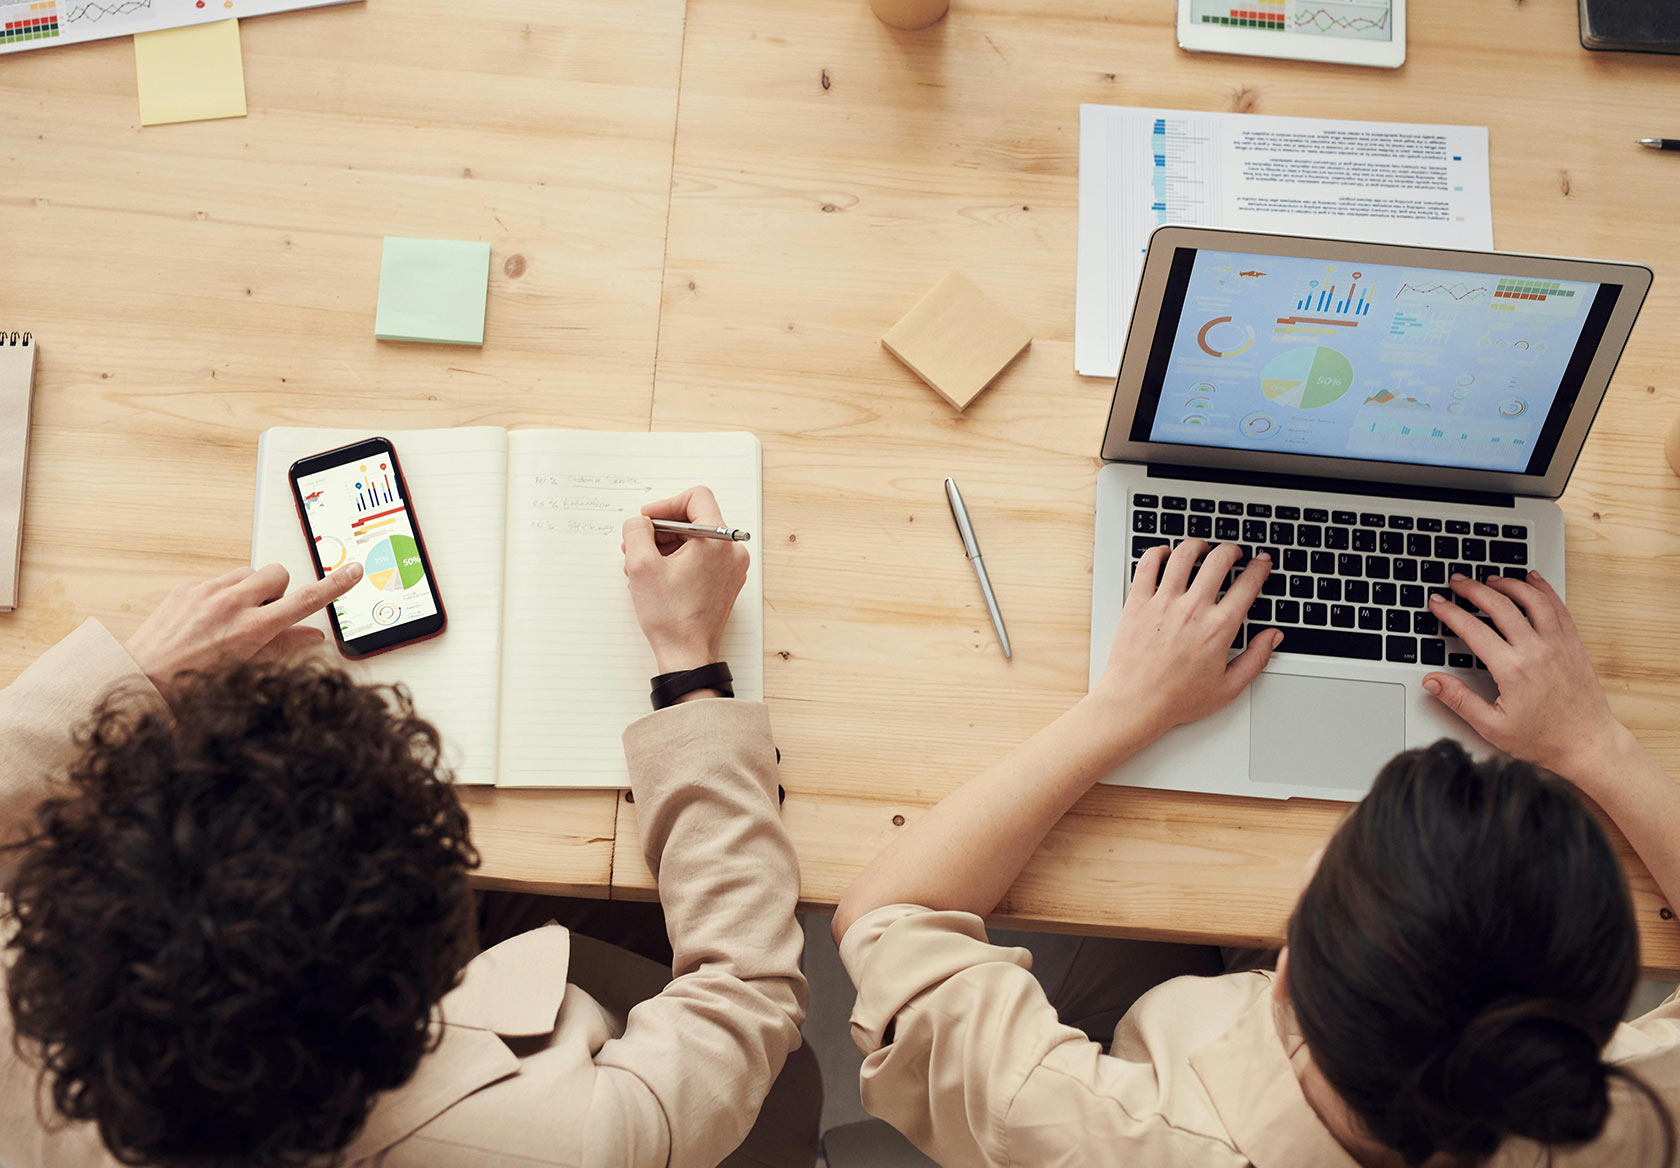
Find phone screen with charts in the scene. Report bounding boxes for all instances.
[288,438,446,658]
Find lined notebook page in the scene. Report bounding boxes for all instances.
[0,340,36,612]
[497,430,763,788]
[251,427,509,784]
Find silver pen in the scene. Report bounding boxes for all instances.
[944,477,1012,660]
[651,519,752,542]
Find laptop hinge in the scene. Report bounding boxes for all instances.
[1146,463,1517,509]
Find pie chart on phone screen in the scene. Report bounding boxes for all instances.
[362,535,423,593]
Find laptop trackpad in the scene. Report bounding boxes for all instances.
[1250,674,1405,793]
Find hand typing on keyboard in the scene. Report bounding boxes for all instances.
[1095,538,1284,738]
[1421,570,1631,786]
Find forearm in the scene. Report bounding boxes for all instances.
[1575,728,1680,915]
[607,699,806,1168]
[833,692,1158,942]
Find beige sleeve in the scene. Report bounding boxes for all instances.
[0,619,156,850]
[840,905,1062,1167]
[839,905,1242,1168]
[586,698,807,1168]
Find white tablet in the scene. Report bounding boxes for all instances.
[1177,0,1406,68]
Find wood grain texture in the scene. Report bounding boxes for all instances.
[0,0,692,891]
[7,0,1680,964]
[621,0,1680,972]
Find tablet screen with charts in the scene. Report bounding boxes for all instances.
[1177,0,1406,68]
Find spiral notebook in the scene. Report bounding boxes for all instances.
[0,333,37,613]
[250,426,764,788]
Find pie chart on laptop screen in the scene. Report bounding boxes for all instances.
[1261,346,1354,410]
[362,535,423,593]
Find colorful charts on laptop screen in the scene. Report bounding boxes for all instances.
[1260,346,1353,409]
[1147,251,1606,474]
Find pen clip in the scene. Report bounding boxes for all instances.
[944,477,982,559]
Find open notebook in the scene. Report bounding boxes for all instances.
[251,427,763,788]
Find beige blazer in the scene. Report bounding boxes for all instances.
[842,905,1680,1167]
[0,621,807,1168]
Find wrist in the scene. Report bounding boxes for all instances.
[1078,684,1170,762]
[649,661,733,710]
[1562,721,1643,794]
[650,643,718,674]
[122,639,172,694]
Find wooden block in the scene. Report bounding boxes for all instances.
[881,271,1031,411]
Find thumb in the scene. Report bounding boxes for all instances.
[621,515,660,569]
[255,625,328,662]
[1224,627,1282,696]
[1422,672,1501,741]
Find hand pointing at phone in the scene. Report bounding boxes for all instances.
[124,561,363,694]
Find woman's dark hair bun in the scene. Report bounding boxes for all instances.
[1286,740,1675,1167]
[1424,997,1611,1150]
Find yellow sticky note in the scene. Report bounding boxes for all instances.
[134,19,247,127]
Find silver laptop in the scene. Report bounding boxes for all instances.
[1090,227,1650,801]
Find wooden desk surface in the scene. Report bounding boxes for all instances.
[618,0,1680,973]
[0,0,692,894]
[5,0,1680,966]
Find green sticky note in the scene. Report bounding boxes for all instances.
[374,238,492,346]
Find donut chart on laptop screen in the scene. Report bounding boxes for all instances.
[1145,251,1609,475]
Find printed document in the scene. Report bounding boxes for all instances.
[1076,105,1493,379]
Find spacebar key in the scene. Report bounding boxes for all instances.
[1261,626,1382,661]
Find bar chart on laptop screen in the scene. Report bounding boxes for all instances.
[1149,252,1602,474]
[1190,0,1393,41]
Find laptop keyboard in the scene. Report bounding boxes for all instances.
[1128,492,1533,670]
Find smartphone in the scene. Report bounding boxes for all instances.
[288,437,447,658]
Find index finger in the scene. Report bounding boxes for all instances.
[1522,569,1577,636]
[643,486,725,526]
[258,560,363,632]
[1481,574,1561,637]
[1448,573,1539,647]
[621,515,661,570]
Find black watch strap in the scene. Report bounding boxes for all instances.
[650,662,734,711]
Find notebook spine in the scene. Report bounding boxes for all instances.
[2,332,30,346]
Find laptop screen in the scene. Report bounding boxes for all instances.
[1129,248,1623,476]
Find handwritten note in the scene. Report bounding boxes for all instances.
[251,426,762,789]
[497,430,763,788]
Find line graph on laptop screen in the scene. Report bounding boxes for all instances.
[1189,0,1393,42]
[1146,251,1605,474]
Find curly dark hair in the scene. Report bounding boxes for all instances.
[4,659,480,1168]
